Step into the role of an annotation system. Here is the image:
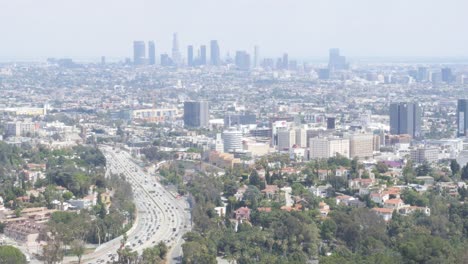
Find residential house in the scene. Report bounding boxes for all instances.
[235,207,251,221]
[383,198,405,210]
[261,185,279,199]
[335,167,350,178]
[309,184,332,198]
[335,195,356,206]
[398,206,431,216]
[319,202,330,217]
[372,208,394,221]
[370,192,389,205]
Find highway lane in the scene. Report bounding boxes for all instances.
[70,146,191,264]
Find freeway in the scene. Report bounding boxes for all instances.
[72,146,191,264]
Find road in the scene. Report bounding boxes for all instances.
[68,146,191,264]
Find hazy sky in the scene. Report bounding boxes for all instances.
[1,0,468,60]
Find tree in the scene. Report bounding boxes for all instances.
[462,163,468,181]
[249,170,262,189]
[403,160,415,184]
[244,185,262,208]
[415,162,432,176]
[62,191,73,201]
[182,241,216,264]
[0,245,27,264]
[70,239,85,264]
[450,159,460,176]
[141,241,168,264]
[376,161,389,174]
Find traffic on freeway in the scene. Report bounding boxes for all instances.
[76,145,191,264]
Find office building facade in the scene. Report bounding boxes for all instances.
[389,102,422,138]
[148,41,156,65]
[183,101,209,128]
[200,45,207,65]
[187,45,194,67]
[458,99,468,137]
[210,40,220,66]
[133,41,146,65]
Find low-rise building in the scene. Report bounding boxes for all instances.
[410,147,439,164]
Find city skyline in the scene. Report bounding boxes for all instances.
[1,0,468,60]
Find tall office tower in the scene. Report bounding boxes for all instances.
[160,54,173,67]
[210,40,221,66]
[133,41,146,65]
[171,33,181,65]
[457,99,468,137]
[277,129,296,151]
[200,45,207,65]
[187,45,194,67]
[309,137,350,159]
[224,113,256,127]
[318,69,330,80]
[235,51,251,70]
[222,130,243,152]
[282,53,289,70]
[328,48,347,71]
[184,101,209,128]
[389,102,422,138]
[441,67,453,83]
[327,117,336,129]
[253,46,260,68]
[148,41,156,65]
[349,133,374,159]
[295,128,307,148]
[101,56,106,65]
[417,67,428,82]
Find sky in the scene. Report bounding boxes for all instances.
[1,0,468,60]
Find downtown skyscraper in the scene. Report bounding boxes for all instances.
[235,51,250,70]
[171,33,181,65]
[200,45,207,65]
[210,40,220,66]
[133,41,146,65]
[148,41,156,65]
[457,99,468,137]
[187,45,194,67]
[328,48,348,71]
[184,101,209,128]
[253,46,260,68]
[390,102,422,138]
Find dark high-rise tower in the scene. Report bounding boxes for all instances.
[200,45,207,65]
[148,41,156,65]
[210,40,220,66]
[389,102,422,138]
[187,45,194,67]
[417,67,428,82]
[172,33,181,65]
[441,68,453,83]
[133,41,146,65]
[184,101,209,128]
[253,46,260,68]
[327,117,336,130]
[282,53,289,70]
[235,51,250,70]
[457,99,468,137]
[328,48,347,71]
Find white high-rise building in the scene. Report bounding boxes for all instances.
[349,133,374,159]
[309,137,350,159]
[223,130,243,152]
[254,45,260,68]
[295,128,307,148]
[172,33,181,65]
[277,129,296,151]
[213,133,224,153]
